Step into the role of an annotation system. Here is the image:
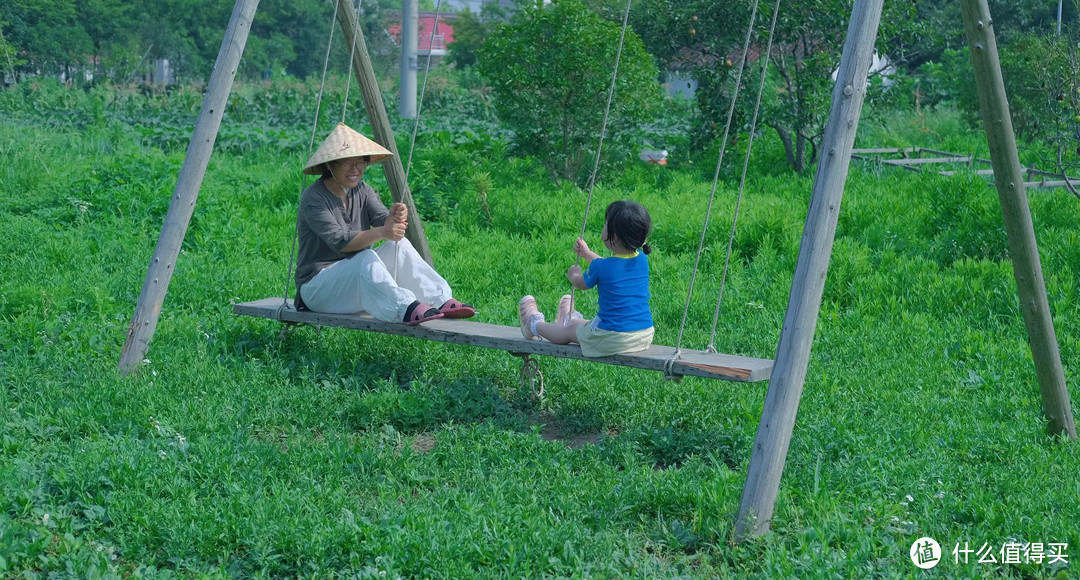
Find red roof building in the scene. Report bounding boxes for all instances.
[388,13,456,55]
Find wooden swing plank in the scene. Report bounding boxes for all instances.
[234,298,773,382]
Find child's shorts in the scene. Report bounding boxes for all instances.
[575,319,655,358]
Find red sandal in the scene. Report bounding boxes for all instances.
[404,302,444,326]
[439,298,475,319]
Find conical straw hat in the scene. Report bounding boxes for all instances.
[302,123,394,175]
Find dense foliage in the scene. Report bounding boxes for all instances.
[478,0,660,183]
[0,0,408,82]
[957,29,1080,177]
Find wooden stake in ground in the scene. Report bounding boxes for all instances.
[337,0,433,266]
[734,0,884,540]
[118,0,260,374]
[960,0,1077,439]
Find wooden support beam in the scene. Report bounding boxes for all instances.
[1023,167,1080,180]
[734,0,884,540]
[961,0,1076,439]
[337,0,433,265]
[118,0,260,374]
[919,147,967,158]
[939,169,998,176]
[882,156,971,165]
[1023,180,1080,190]
[851,147,917,154]
[885,162,922,174]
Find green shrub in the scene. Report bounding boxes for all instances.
[478,0,661,184]
[955,33,1080,175]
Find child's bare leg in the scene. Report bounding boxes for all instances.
[536,319,589,345]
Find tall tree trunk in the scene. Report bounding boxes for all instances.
[795,132,807,173]
[770,122,796,169]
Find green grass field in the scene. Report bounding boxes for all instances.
[1,82,1078,578]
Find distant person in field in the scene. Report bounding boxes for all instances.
[518,200,654,357]
[294,123,474,325]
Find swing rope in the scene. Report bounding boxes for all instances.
[706,0,780,352]
[278,0,344,318]
[570,0,633,315]
[663,0,762,374]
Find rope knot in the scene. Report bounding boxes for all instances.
[511,352,545,402]
[663,348,684,382]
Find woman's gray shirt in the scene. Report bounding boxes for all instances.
[295,178,390,290]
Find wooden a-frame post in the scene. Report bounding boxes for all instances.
[734,0,1076,539]
[337,0,433,265]
[119,0,436,372]
[960,0,1076,439]
[734,0,884,540]
[119,0,260,373]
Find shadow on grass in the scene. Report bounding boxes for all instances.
[531,409,607,449]
[219,323,428,390]
[338,376,529,435]
[221,324,748,472]
[600,426,749,471]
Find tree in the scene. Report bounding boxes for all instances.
[75,0,135,81]
[446,8,484,68]
[0,14,25,82]
[0,0,92,79]
[478,0,660,183]
[627,0,916,172]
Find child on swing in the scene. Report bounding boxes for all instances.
[518,200,655,357]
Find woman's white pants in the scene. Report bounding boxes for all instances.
[300,239,452,322]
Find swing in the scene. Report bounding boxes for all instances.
[233,0,778,382]
[123,0,922,537]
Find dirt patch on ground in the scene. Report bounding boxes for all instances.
[536,415,605,449]
[411,433,436,454]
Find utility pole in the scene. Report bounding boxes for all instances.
[400,0,418,118]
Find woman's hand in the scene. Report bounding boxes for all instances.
[383,220,408,242]
[389,202,408,223]
[573,238,590,258]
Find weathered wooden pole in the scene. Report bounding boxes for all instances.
[961,0,1077,439]
[337,0,433,265]
[118,0,260,374]
[734,0,884,540]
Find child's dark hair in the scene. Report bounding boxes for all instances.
[604,200,652,255]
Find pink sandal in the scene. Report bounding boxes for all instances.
[439,298,475,319]
[404,302,444,326]
[518,295,544,340]
[555,294,583,326]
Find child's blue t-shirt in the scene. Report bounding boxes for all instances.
[582,252,653,332]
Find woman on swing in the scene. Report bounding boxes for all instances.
[294,124,474,325]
